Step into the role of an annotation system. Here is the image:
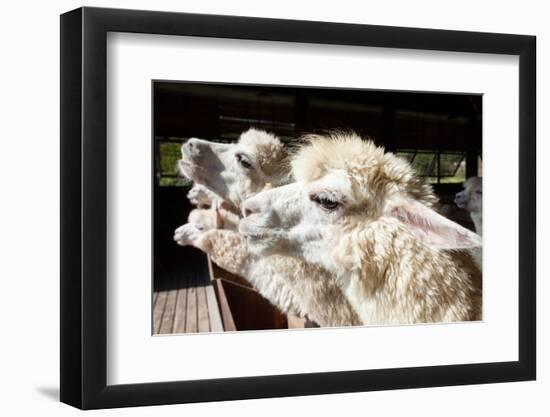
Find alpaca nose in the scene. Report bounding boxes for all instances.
[242,199,262,218]
[185,138,203,157]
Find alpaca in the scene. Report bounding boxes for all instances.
[187,205,240,232]
[187,183,218,209]
[178,128,290,207]
[239,132,482,325]
[186,182,241,228]
[174,128,360,326]
[455,176,483,236]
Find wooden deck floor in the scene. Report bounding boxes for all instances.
[154,253,300,333]
[153,260,223,334]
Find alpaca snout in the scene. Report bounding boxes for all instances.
[184,138,206,159]
[454,191,465,208]
[187,188,198,200]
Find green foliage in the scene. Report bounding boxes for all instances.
[159,142,181,176]
[396,150,466,184]
[157,141,192,187]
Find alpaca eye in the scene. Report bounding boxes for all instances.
[310,194,340,211]
[235,153,252,169]
[476,190,482,195]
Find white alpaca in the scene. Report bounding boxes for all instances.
[240,133,482,325]
[186,183,241,229]
[187,206,240,232]
[455,176,483,236]
[174,128,360,326]
[178,128,290,207]
[187,183,218,208]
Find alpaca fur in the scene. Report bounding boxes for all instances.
[187,183,218,208]
[240,132,482,325]
[187,182,240,230]
[187,206,240,232]
[176,227,360,325]
[175,225,303,316]
[178,128,290,207]
[455,176,483,236]
[331,217,482,323]
[238,128,288,179]
[174,129,360,326]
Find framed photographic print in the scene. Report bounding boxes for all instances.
[60,6,536,409]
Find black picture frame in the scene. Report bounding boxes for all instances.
[60,6,536,410]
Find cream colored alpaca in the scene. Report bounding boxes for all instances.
[187,206,240,232]
[455,176,483,236]
[178,128,290,207]
[187,183,218,208]
[174,129,360,326]
[186,182,241,230]
[240,133,482,325]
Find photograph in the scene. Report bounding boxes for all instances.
[53,4,537,411]
[153,81,483,334]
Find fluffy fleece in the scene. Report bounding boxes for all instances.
[296,134,482,323]
[237,129,289,180]
[187,206,240,232]
[240,132,482,325]
[291,133,438,212]
[331,217,482,323]
[187,183,218,208]
[174,129,360,326]
[187,229,361,326]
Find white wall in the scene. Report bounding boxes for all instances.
[0,0,546,415]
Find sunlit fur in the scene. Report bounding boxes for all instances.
[189,229,359,324]
[292,132,438,215]
[187,207,240,232]
[238,129,289,180]
[187,183,219,208]
[174,129,360,326]
[242,132,482,325]
[178,128,290,206]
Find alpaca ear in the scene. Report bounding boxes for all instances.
[386,198,481,250]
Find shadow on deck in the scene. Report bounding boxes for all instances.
[153,250,223,334]
[153,247,298,334]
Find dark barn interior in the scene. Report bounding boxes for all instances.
[152,81,482,334]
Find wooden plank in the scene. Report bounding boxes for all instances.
[197,284,210,332]
[159,278,178,334]
[210,261,252,288]
[172,275,188,334]
[152,289,169,335]
[213,279,236,331]
[215,278,287,330]
[206,255,215,282]
[185,275,198,333]
[205,284,224,332]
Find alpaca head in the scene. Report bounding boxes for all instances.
[455,176,482,214]
[187,208,217,231]
[178,128,288,207]
[239,133,481,271]
[187,183,219,208]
